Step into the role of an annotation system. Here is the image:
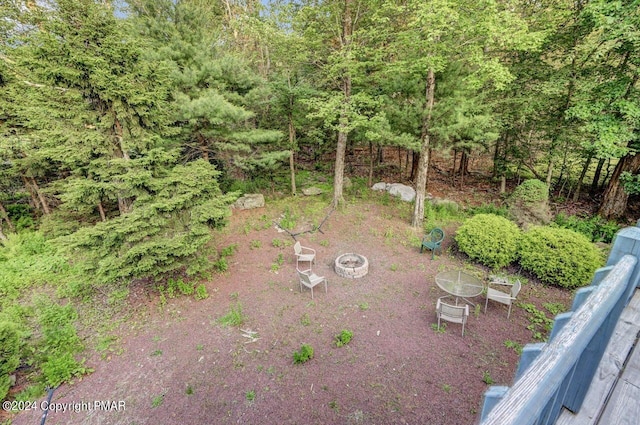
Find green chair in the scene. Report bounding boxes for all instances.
[420,228,445,259]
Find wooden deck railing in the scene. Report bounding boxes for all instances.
[478,224,640,425]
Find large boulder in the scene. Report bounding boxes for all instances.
[302,187,324,196]
[233,193,265,210]
[371,182,388,191]
[388,183,416,202]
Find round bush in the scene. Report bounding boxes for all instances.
[511,179,549,204]
[518,226,603,289]
[455,214,521,269]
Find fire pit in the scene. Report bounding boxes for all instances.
[334,253,369,279]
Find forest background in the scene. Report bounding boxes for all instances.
[0,0,639,404]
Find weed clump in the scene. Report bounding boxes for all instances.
[293,344,314,364]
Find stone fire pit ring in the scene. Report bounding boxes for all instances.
[335,253,369,279]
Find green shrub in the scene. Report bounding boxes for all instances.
[455,214,521,269]
[518,226,603,288]
[293,344,314,364]
[511,179,549,204]
[553,213,620,243]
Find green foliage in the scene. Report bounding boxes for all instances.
[220,244,238,258]
[511,179,549,204]
[195,284,209,300]
[518,226,603,288]
[468,203,510,217]
[213,257,229,273]
[621,172,640,196]
[553,213,620,243]
[482,371,494,385]
[509,180,551,227]
[35,298,87,387]
[334,329,353,347]
[217,303,246,327]
[424,200,463,223]
[0,232,74,303]
[455,214,521,269]
[56,160,237,285]
[0,322,22,400]
[293,344,314,364]
[504,340,523,355]
[519,302,555,341]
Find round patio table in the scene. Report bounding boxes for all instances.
[435,270,484,306]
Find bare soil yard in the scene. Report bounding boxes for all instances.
[9,194,572,425]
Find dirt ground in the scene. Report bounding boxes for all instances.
[8,190,573,425]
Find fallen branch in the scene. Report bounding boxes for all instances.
[273,206,335,240]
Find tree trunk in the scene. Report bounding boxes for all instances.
[113,117,132,214]
[0,200,15,232]
[22,175,40,212]
[332,0,353,208]
[368,142,374,187]
[411,68,435,228]
[198,133,209,161]
[30,177,50,215]
[97,200,107,222]
[288,111,297,196]
[410,151,419,181]
[545,155,554,189]
[573,154,592,201]
[592,158,605,192]
[598,154,640,219]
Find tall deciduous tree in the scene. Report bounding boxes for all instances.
[373,0,541,228]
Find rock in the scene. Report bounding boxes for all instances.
[233,193,265,210]
[371,182,388,191]
[388,183,416,202]
[302,187,324,196]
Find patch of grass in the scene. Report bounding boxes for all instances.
[186,385,194,395]
[213,257,228,272]
[194,284,209,300]
[217,302,247,327]
[442,383,452,393]
[319,240,330,247]
[334,329,353,347]
[245,390,256,402]
[482,371,494,385]
[272,238,284,248]
[150,349,163,357]
[151,394,164,408]
[358,302,369,311]
[431,323,446,333]
[504,340,523,355]
[519,302,554,340]
[250,240,262,249]
[328,400,339,411]
[196,344,204,351]
[390,263,398,272]
[293,344,314,364]
[300,313,311,326]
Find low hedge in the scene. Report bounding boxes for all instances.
[518,226,603,288]
[455,214,521,269]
